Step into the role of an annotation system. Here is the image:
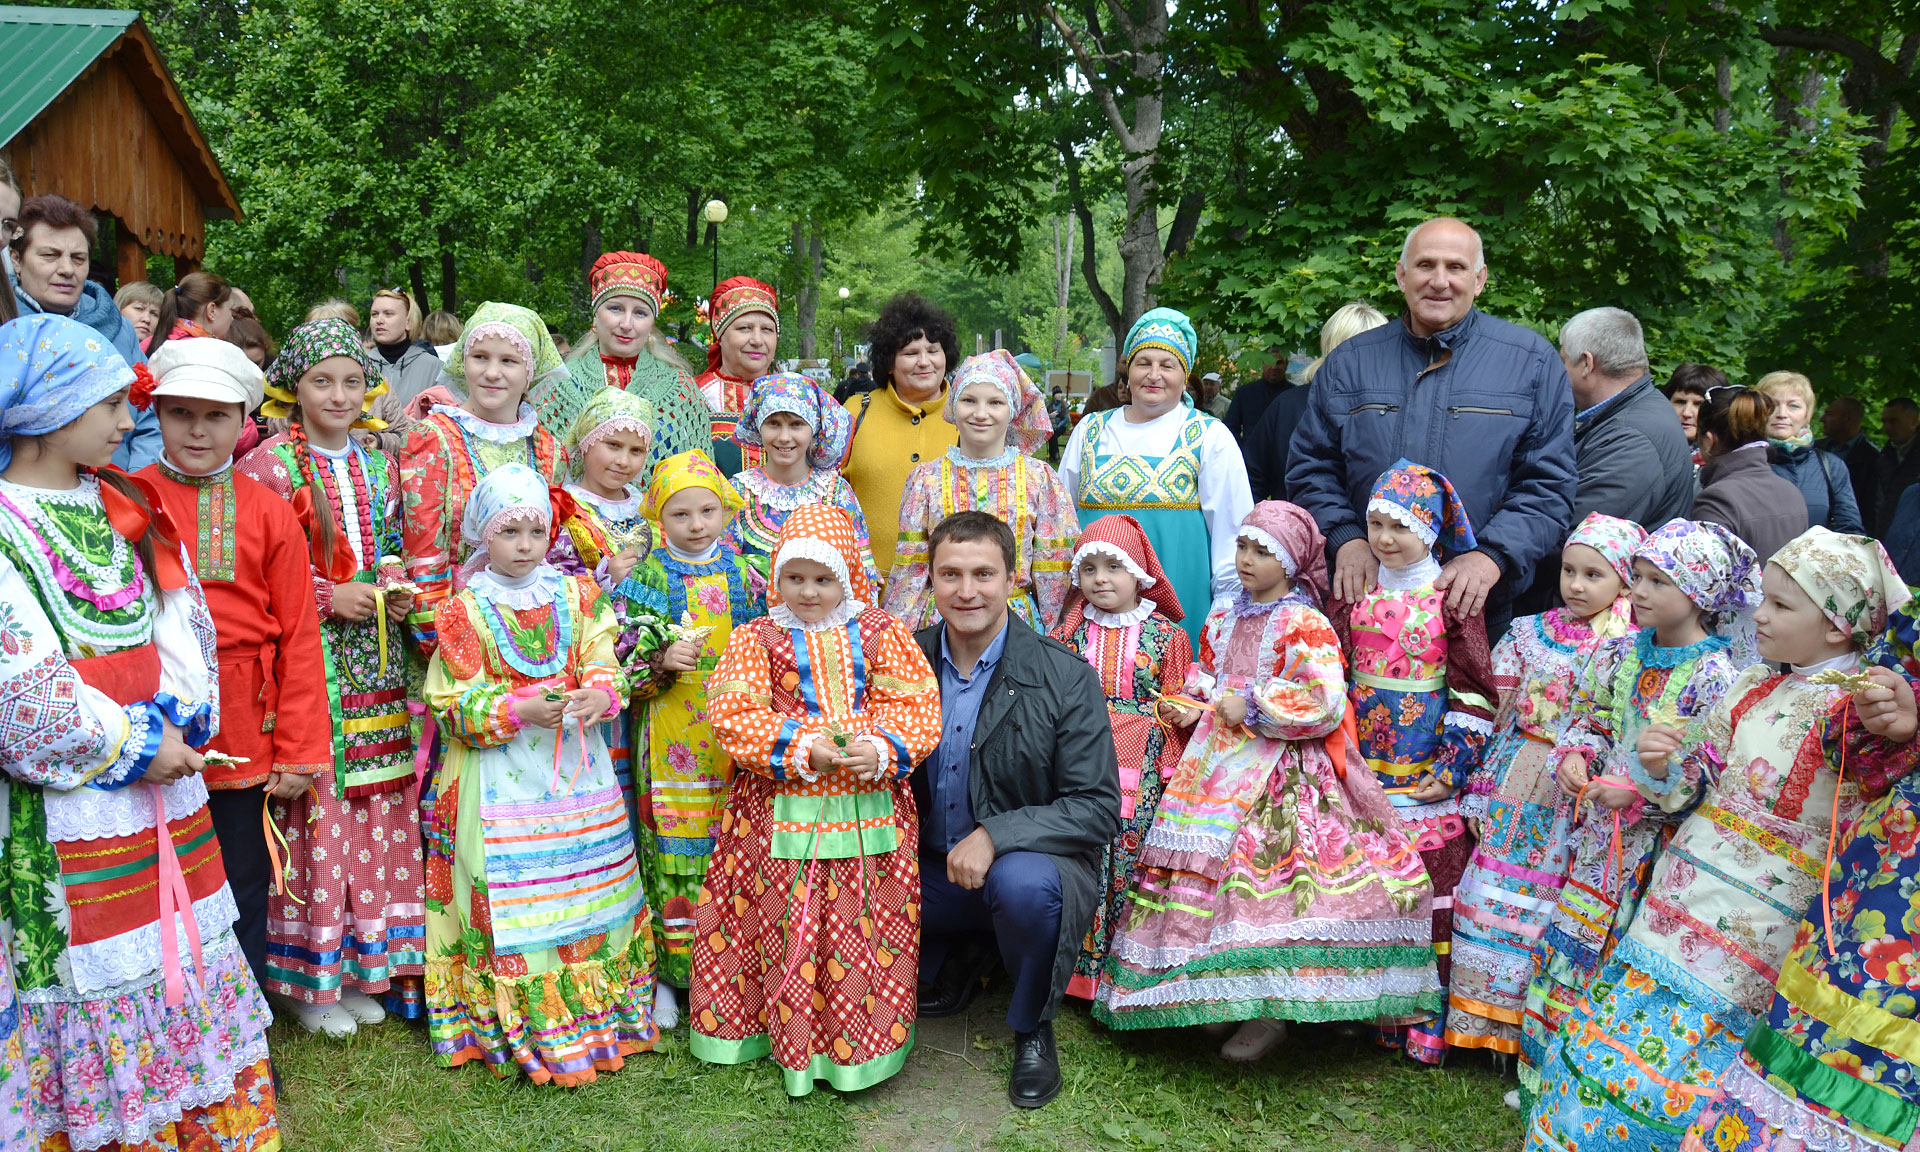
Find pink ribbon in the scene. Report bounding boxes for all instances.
[151,782,205,1007]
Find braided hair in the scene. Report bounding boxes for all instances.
[286,408,345,573]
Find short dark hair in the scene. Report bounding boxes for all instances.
[866,293,958,390]
[1663,362,1726,400]
[11,194,96,254]
[1887,397,1920,417]
[928,510,1015,573]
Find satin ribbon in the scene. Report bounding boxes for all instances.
[99,468,188,590]
[1151,691,1215,742]
[1575,773,1643,900]
[151,781,205,1007]
[511,678,592,793]
[263,797,307,906]
[1824,699,1852,958]
[411,703,436,794]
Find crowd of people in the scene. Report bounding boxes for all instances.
[3,159,1919,1152]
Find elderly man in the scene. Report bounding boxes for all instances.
[1816,394,1880,530]
[913,510,1120,1109]
[1286,217,1575,636]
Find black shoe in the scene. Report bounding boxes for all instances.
[917,940,992,1018]
[1009,1021,1062,1109]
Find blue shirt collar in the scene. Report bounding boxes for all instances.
[939,617,1011,680]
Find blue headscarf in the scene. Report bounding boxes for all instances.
[460,461,556,546]
[1123,307,1197,376]
[1368,457,1477,553]
[0,314,137,471]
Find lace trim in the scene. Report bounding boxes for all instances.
[563,482,643,521]
[1099,967,1441,1012]
[1368,498,1440,548]
[1635,628,1731,668]
[43,774,212,842]
[63,886,243,996]
[769,599,866,632]
[1446,711,1495,736]
[465,564,565,610]
[733,467,838,511]
[945,445,1018,469]
[1088,601,1155,627]
[1110,916,1433,970]
[1715,1055,1892,1152]
[0,475,139,591]
[90,702,158,789]
[1377,553,1443,591]
[1237,525,1297,577]
[430,402,539,442]
[1450,937,1541,982]
[771,535,853,597]
[1072,540,1156,588]
[1794,652,1863,675]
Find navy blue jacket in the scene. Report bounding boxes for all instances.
[1770,443,1865,534]
[1286,309,1576,592]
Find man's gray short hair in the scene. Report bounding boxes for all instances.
[1559,307,1648,378]
[1398,218,1485,272]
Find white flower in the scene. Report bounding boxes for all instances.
[42,878,69,934]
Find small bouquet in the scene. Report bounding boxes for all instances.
[201,750,250,769]
[1805,668,1877,693]
[375,555,422,596]
[668,610,714,650]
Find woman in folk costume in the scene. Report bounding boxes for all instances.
[1519,520,1755,1107]
[1527,527,1899,1152]
[1094,501,1438,1060]
[691,504,941,1095]
[422,462,658,1084]
[137,338,336,1020]
[237,318,427,1032]
[401,301,565,657]
[551,387,657,590]
[611,449,766,1024]
[1057,306,1254,649]
[726,372,879,588]
[1049,513,1194,1001]
[534,251,710,466]
[1328,458,1497,1066]
[1679,598,1920,1152]
[883,348,1078,631]
[1443,512,1643,1060]
[0,315,279,1150]
[697,276,779,476]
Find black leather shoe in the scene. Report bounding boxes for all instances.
[917,940,992,1018]
[1009,1021,1062,1109]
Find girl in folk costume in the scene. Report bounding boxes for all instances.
[1056,307,1254,650]
[1529,528,1872,1152]
[1094,501,1438,1059]
[1049,513,1194,1001]
[137,338,336,1018]
[726,372,880,589]
[422,463,658,1084]
[237,319,426,1033]
[535,251,710,466]
[1680,599,1920,1152]
[1443,512,1643,1060]
[697,276,779,477]
[0,315,279,1150]
[883,349,1078,631]
[1328,458,1498,1066]
[691,504,941,1095]
[402,302,565,657]
[612,450,767,1026]
[1518,520,1754,1107]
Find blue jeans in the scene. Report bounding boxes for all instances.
[920,850,1063,1034]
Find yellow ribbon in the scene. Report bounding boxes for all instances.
[1778,955,1920,1065]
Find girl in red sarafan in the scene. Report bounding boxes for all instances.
[690,503,941,1095]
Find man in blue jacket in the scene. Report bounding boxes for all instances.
[1286,217,1576,637]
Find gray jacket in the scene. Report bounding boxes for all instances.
[374,340,446,409]
[913,616,1121,1023]
[1693,444,1810,564]
[1572,374,1695,530]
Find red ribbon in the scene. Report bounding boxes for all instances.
[548,486,578,541]
[152,782,206,1006]
[291,487,359,583]
[98,469,188,590]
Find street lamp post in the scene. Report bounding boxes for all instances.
[836,286,850,361]
[703,198,728,303]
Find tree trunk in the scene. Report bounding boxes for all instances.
[408,261,429,314]
[1053,214,1074,364]
[437,222,457,312]
[793,221,823,360]
[685,187,703,250]
[1715,58,1732,133]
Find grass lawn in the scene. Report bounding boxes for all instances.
[272,988,1523,1152]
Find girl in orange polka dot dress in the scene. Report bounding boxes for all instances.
[691,503,941,1095]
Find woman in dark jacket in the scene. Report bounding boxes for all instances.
[1693,385,1809,563]
[1758,370,1864,533]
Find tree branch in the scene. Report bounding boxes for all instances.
[1758,24,1913,117]
[1038,2,1139,152]
[1097,0,1138,43]
[1060,139,1122,341]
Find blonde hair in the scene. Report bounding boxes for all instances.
[1304,301,1389,383]
[114,280,163,311]
[305,298,361,327]
[1755,370,1817,412]
[371,287,424,342]
[422,309,463,346]
[571,329,695,376]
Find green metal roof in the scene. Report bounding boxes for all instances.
[0,6,139,146]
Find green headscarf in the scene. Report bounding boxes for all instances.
[445,301,566,385]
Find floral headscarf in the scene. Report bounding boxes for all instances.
[446,302,566,386]
[589,251,669,315]
[705,276,778,374]
[733,373,853,470]
[769,502,871,609]
[1124,307,1197,376]
[1239,500,1330,606]
[1066,513,1182,624]
[0,315,136,472]
[1769,526,1912,649]
[261,318,389,428]
[1368,458,1477,553]
[1564,512,1647,587]
[461,461,561,546]
[566,387,655,469]
[945,349,1053,455]
[1636,519,1763,624]
[644,449,742,522]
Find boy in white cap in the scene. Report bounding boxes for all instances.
[136,337,337,1030]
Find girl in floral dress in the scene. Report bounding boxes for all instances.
[1329,458,1498,1065]
[1444,513,1644,1059]
[884,349,1078,630]
[725,372,878,588]
[422,463,658,1085]
[1680,594,1920,1152]
[1528,526,1883,1152]
[691,504,940,1095]
[611,450,767,1026]
[1518,519,1756,1107]
[0,314,279,1150]
[1095,502,1438,1061]
[1051,513,1194,1001]
[238,319,427,1030]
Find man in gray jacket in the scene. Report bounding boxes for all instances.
[912,511,1121,1109]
